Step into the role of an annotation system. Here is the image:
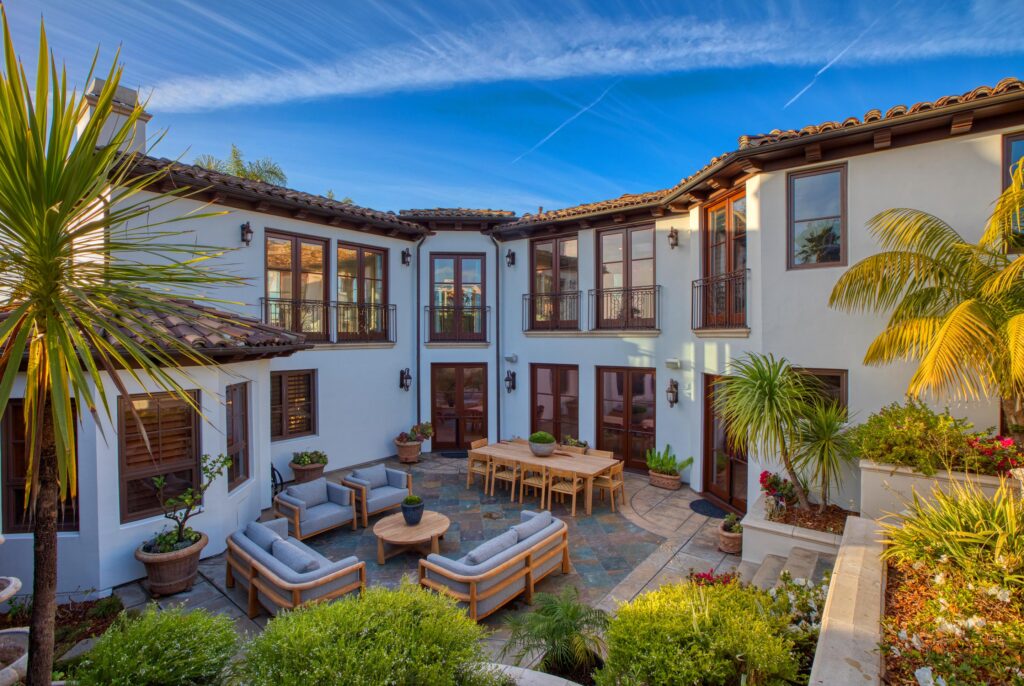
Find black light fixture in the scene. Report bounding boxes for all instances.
[505,249,516,267]
[665,379,679,407]
[667,228,679,249]
[504,370,517,393]
[399,368,413,391]
[240,221,254,247]
[401,248,412,266]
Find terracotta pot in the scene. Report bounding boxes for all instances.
[395,440,422,463]
[718,522,743,554]
[291,461,326,483]
[648,470,681,490]
[134,533,208,597]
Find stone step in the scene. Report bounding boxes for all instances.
[750,554,786,590]
[734,560,760,583]
[780,547,819,584]
[811,553,836,585]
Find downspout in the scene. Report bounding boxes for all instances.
[415,233,427,424]
[490,233,502,441]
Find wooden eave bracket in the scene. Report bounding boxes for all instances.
[804,143,822,162]
[873,130,892,150]
[650,206,666,217]
[255,200,271,212]
[950,111,974,135]
[292,209,309,220]
[612,213,627,223]
[738,158,763,174]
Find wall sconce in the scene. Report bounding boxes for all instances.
[399,368,413,391]
[401,248,412,266]
[504,370,517,393]
[240,222,254,247]
[505,249,516,267]
[667,228,679,249]
[665,379,679,407]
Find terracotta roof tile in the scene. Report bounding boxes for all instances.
[399,208,516,219]
[503,189,671,228]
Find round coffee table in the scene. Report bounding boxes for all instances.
[373,511,451,564]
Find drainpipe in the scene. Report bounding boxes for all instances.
[415,233,427,424]
[490,233,502,441]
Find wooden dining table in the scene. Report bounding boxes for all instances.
[468,441,619,516]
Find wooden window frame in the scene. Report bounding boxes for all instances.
[595,366,657,469]
[700,190,747,278]
[595,225,657,329]
[786,163,848,271]
[530,364,580,443]
[1004,131,1024,189]
[270,370,318,442]
[429,253,487,341]
[429,363,489,450]
[226,382,250,491]
[801,368,849,409]
[337,241,390,341]
[118,391,201,524]
[264,229,330,340]
[528,234,579,330]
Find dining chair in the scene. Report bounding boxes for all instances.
[560,444,586,455]
[588,448,615,459]
[593,461,626,512]
[489,455,520,501]
[519,464,547,506]
[466,438,491,490]
[546,467,585,517]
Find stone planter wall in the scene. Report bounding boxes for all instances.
[740,495,841,564]
[859,459,1002,521]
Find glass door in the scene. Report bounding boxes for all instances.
[431,254,485,341]
[531,364,579,443]
[596,367,656,470]
[431,364,488,450]
[703,374,747,513]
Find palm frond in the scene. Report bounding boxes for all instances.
[908,299,999,400]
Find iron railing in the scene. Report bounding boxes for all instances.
[260,298,396,343]
[691,269,748,330]
[588,285,660,330]
[424,305,490,343]
[522,291,581,331]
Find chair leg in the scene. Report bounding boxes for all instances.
[466,465,472,489]
[510,475,517,502]
[571,490,577,518]
[610,486,616,513]
[518,478,525,504]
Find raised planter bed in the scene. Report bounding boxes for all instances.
[740,495,842,564]
[859,459,1002,521]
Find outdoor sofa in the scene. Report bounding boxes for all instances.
[273,477,357,539]
[342,464,413,526]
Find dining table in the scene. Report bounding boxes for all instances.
[468,441,620,516]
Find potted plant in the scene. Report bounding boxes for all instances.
[134,453,230,596]
[290,449,328,483]
[564,435,589,453]
[401,495,424,525]
[718,513,743,554]
[395,422,433,463]
[645,444,682,490]
[528,431,556,457]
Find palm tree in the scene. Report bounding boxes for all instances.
[0,15,236,684]
[714,353,816,510]
[829,164,1024,437]
[794,401,854,513]
[194,143,287,185]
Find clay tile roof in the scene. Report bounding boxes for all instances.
[739,77,1024,149]
[399,208,517,219]
[503,189,671,228]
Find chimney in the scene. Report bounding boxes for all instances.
[76,78,151,154]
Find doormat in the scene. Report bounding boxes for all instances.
[689,499,728,519]
[438,451,467,459]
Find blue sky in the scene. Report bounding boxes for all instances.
[7,0,1024,214]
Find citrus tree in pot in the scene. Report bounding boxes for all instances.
[135,453,230,596]
[290,449,328,483]
[395,422,433,463]
[645,445,691,490]
[529,431,556,457]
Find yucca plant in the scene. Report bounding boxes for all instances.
[829,162,1024,439]
[794,400,855,512]
[501,586,608,683]
[0,14,236,683]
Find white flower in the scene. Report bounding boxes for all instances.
[938,554,949,564]
[915,666,948,686]
[935,618,962,636]
[933,572,946,585]
[898,629,909,642]
[964,615,986,630]
[911,633,924,650]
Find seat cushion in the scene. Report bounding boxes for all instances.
[245,521,282,552]
[512,511,552,542]
[366,485,407,512]
[303,502,354,534]
[272,539,320,574]
[286,479,328,508]
[466,529,519,565]
[352,464,389,490]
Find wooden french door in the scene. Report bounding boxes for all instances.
[701,192,747,328]
[703,374,747,513]
[596,367,656,470]
[530,364,579,443]
[431,364,488,450]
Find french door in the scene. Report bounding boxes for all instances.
[431,364,488,450]
[530,364,579,443]
[596,227,656,329]
[264,231,328,340]
[337,242,388,340]
[700,192,747,328]
[430,254,485,341]
[596,367,656,470]
[703,374,747,513]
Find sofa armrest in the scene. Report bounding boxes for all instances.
[264,517,289,538]
[276,492,306,517]
[385,468,408,490]
[520,510,542,522]
[344,476,371,492]
[326,482,352,506]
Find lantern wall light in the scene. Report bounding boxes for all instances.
[667,228,679,249]
[399,368,413,391]
[665,379,679,407]
[505,370,517,393]
[505,249,516,267]
[401,248,412,266]
[240,222,254,247]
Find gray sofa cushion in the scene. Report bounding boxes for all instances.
[287,479,328,507]
[466,529,518,565]
[303,502,355,534]
[366,485,407,512]
[326,482,352,506]
[246,521,282,552]
[386,468,407,489]
[272,538,321,573]
[353,464,389,489]
[512,511,552,541]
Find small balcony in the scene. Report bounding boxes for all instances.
[691,269,748,331]
[424,305,490,343]
[522,292,581,332]
[588,286,660,330]
[260,298,396,344]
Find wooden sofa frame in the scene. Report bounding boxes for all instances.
[342,471,413,527]
[272,488,358,540]
[418,527,570,621]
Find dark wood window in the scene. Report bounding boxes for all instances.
[119,391,201,524]
[429,254,486,341]
[529,236,579,329]
[1005,132,1024,188]
[270,370,317,441]
[430,364,487,450]
[694,191,747,329]
[531,364,579,443]
[787,165,847,269]
[225,383,250,491]
[337,242,389,341]
[2,400,79,533]
[264,230,329,340]
[595,226,656,329]
[802,369,848,408]
[596,367,656,470]
[703,374,747,514]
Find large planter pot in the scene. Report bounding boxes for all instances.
[718,522,742,554]
[648,470,681,490]
[529,441,556,457]
[859,459,1003,521]
[0,627,28,686]
[134,532,208,597]
[402,501,425,525]
[395,440,423,463]
[290,461,326,483]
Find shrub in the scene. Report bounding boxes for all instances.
[235,580,503,685]
[529,431,556,444]
[687,568,738,586]
[596,581,799,685]
[564,436,589,449]
[74,605,237,686]
[291,449,328,465]
[645,444,679,475]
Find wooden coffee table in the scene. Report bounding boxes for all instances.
[373,511,450,564]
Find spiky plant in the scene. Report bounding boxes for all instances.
[194,143,287,185]
[794,400,855,512]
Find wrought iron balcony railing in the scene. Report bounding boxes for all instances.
[522,291,581,331]
[260,298,396,343]
[588,285,660,330]
[424,305,490,343]
[691,269,748,331]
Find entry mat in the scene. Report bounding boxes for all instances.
[438,451,468,459]
[689,499,727,519]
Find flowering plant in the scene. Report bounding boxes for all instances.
[397,422,433,443]
[687,568,737,586]
[759,470,797,506]
[966,435,1023,474]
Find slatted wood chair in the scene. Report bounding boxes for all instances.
[560,444,586,455]
[593,461,626,512]
[546,467,585,517]
[489,455,520,501]
[466,438,491,490]
[588,448,615,459]
[519,464,547,506]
